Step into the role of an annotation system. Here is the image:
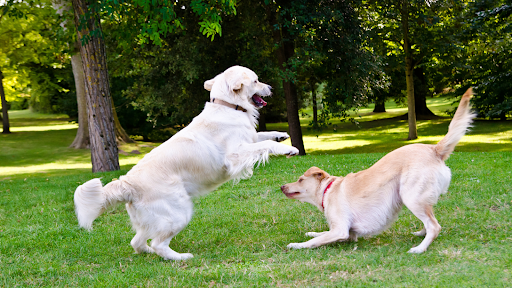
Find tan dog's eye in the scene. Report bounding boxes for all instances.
[298,179,303,183]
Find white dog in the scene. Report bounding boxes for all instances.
[74,66,299,260]
[281,88,475,253]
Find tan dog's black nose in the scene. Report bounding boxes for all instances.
[280,185,287,193]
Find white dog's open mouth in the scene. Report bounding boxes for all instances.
[252,95,267,107]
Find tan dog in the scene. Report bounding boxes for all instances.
[281,88,475,253]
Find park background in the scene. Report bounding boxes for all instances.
[1,0,511,286]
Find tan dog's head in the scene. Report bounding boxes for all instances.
[204,66,272,111]
[280,167,330,208]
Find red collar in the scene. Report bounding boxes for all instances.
[321,181,334,210]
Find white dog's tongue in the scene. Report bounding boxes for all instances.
[252,95,267,107]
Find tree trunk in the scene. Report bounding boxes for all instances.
[312,84,318,124]
[413,66,436,117]
[53,0,90,148]
[258,110,267,131]
[111,97,135,144]
[267,1,306,155]
[373,92,386,113]
[401,0,417,140]
[69,52,90,148]
[72,0,119,172]
[0,70,11,134]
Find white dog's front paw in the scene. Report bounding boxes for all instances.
[274,132,290,142]
[287,242,306,249]
[407,246,426,254]
[285,147,300,158]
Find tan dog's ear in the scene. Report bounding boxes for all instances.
[204,79,215,91]
[304,166,327,180]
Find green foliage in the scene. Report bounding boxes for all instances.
[83,0,236,46]
[452,0,512,120]
[104,1,287,129]
[0,0,72,113]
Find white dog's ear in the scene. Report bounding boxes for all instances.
[226,71,251,93]
[204,79,215,91]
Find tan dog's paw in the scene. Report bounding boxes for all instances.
[287,242,306,249]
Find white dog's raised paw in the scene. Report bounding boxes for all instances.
[275,132,290,142]
[286,147,300,158]
[287,243,306,249]
[407,247,426,254]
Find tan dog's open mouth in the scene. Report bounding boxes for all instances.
[252,95,267,107]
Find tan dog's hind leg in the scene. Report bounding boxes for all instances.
[413,228,426,237]
[288,230,349,249]
[406,203,441,253]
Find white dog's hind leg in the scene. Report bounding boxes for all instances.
[131,231,154,254]
[126,203,153,254]
[151,235,194,261]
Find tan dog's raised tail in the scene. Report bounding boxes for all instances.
[281,88,476,253]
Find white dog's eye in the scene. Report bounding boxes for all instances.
[254,80,257,83]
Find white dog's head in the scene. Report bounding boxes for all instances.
[204,66,272,113]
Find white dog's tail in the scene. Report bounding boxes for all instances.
[435,88,477,161]
[74,178,134,230]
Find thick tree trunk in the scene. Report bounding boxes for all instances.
[111,97,135,144]
[69,52,90,148]
[267,1,306,155]
[258,110,267,131]
[373,92,386,113]
[72,0,119,172]
[401,0,417,140]
[413,67,436,116]
[0,70,11,134]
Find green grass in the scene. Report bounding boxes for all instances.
[1,99,511,286]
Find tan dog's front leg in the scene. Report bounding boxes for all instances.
[288,230,349,249]
[305,232,328,238]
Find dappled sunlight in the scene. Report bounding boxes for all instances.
[10,123,78,132]
[0,153,146,178]
[0,163,92,178]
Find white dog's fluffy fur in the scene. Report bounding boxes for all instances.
[74,66,299,260]
[281,88,476,253]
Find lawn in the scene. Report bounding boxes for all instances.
[0,98,511,287]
